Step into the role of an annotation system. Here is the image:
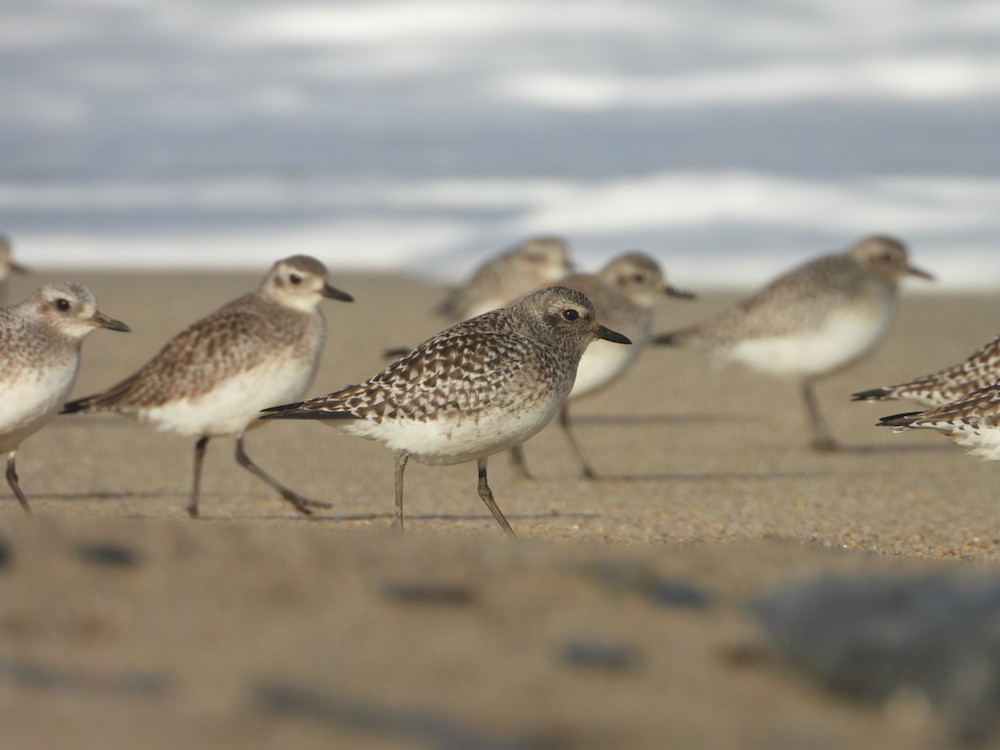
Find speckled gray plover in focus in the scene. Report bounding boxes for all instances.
[0,282,129,511]
[653,236,933,450]
[879,381,1000,462]
[261,286,631,536]
[854,333,1000,408]
[437,236,573,321]
[61,256,353,518]
[511,251,694,478]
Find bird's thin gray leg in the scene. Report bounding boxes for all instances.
[187,436,210,518]
[802,378,837,451]
[476,457,516,537]
[393,451,409,532]
[508,444,534,481]
[6,451,31,513]
[558,403,597,479]
[234,436,331,516]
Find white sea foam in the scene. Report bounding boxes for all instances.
[3,0,999,288]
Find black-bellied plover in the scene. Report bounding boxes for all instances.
[437,236,572,320]
[61,256,353,518]
[261,286,631,536]
[511,251,694,478]
[0,235,28,304]
[0,281,129,511]
[853,333,1000,407]
[653,236,933,450]
[878,383,1000,461]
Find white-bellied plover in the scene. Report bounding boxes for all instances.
[853,333,1000,407]
[510,251,694,478]
[0,235,28,304]
[879,383,1000,461]
[1,282,129,511]
[652,236,933,450]
[437,236,573,320]
[261,286,631,536]
[61,256,353,518]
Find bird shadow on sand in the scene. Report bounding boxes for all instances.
[816,442,958,456]
[31,491,187,501]
[553,470,832,482]
[568,412,754,427]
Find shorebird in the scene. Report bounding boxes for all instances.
[437,236,573,320]
[261,286,631,535]
[879,382,1000,461]
[853,333,1000,408]
[0,281,129,511]
[652,235,933,450]
[61,256,353,518]
[510,251,694,478]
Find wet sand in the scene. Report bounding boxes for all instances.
[2,269,999,749]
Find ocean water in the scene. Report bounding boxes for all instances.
[3,0,1000,288]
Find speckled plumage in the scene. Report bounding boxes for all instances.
[0,281,129,511]
[262,285,631,535]
[854,333,1000,407]
[511,252,694,478]
[437,236,572,320]
[653,235,933,450]
[62,256,353,517]
[879,383,1000,461]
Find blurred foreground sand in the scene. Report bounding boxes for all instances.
[2,269,999,749]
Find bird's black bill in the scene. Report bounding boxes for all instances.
[95,313,131,332]
[322,284,354,302]
[596,325,631,345]
[906,265,935,281]
[665,285,697,300]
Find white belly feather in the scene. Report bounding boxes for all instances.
[337,393,565,466]
[727,306,893,378]
[142,355,317,437]
[0,355,79,452]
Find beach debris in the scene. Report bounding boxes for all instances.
[580,559,715,609]
[0,657,166,697]
[561,639,641,671]
[380,580,477,606]
[255,682,555,750]
[75,541,140,568]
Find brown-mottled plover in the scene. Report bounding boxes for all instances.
[61,256,352,518]
[853,333,1000,407]
[879,383,1000,461]
[511,251,694,478]
[437,236,573,320]
[261,286,631,536]
[653,236,933,450]
[1,282,129,511]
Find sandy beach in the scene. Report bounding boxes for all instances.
[2,269,1000,749]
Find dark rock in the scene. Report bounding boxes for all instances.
[75,542,139,568]
[757,573,1000,745]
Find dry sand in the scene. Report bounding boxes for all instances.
[2,269,1000,749]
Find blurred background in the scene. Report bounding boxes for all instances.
[3,0,1000,287]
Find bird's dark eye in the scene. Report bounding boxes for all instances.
[289,273,302,285]
[632,273,645,283]
[562,308,580,321]
[55,298,71,312]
